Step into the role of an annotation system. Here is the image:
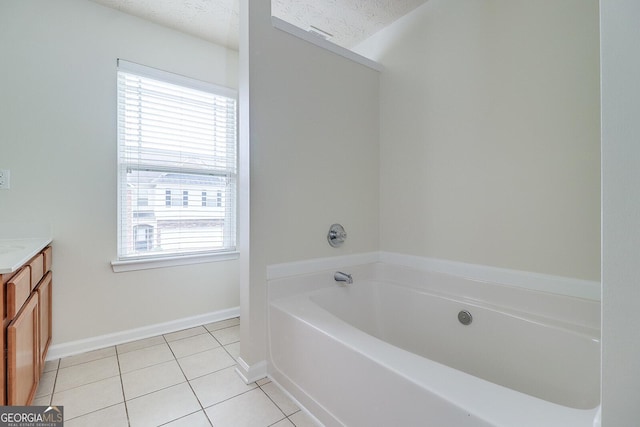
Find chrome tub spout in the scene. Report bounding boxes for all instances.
[334,271,353,285]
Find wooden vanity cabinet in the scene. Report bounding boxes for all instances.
[7,294,39,405]
[36,272,52,372]
[0,245,53,405]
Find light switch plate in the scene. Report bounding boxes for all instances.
[0,170,10,189]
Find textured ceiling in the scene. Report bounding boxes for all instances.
[88,0,240,49]
[272,0,428,49]
[87,0,428,51]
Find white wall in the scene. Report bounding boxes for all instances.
[0,0,240,346]
[601,0,640,423]
[356,0,600,281]
[238,0,380,370]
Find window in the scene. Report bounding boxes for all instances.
[135,189,150,207]
[116,60,237,262]
[134,225,154,251]
[201,190,224,208]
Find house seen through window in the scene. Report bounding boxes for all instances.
[116,60,237,260]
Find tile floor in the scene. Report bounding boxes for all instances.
[33,318,319,427]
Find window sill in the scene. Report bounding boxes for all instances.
[111,251,239,273]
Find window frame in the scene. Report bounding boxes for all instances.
[112,60,239,272]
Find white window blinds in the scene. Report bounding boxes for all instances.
[116,60,237,261]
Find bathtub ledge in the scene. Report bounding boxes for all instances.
[266,251,600,301]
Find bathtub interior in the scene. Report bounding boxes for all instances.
[267,261,601,424]
[308,280,600,409]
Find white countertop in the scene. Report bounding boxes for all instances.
[0,223,52,274]
[0,237,52,274]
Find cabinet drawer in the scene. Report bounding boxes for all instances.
[43,246,52,272]
[29,253,44,291]
[7,267,31,319]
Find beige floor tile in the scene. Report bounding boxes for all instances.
[177,347,235,380]
[204,317,240,332]
[59,347,116,368]
[52,376,123,420]
[38,323,276,427]
[55,356,120,392]
[163,410,212,427]
[223,342,240,361]
[118,343,174,374]
[117,335,166,354]
[205,388,285,427]
[168,333,220,359]
[43,359,59,373]
[211,325,240,345]
[65,403,128,427]
[164,326,207,342]
[288,410,322,427]
[36,370,56,397]
[126,382,201,427]
[190,366,256,408]
[121,359,186,400]
[261,382,299,416]
[256,377,271,386]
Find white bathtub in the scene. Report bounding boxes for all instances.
[267,261,600,427]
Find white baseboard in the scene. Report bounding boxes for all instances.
[235,356,267,384]
[46,306,240,361]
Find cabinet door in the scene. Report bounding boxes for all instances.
[36,272,52,371]
[7,294,39,405]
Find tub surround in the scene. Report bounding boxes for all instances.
[267,252,601,301]
[266,253,600,426]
